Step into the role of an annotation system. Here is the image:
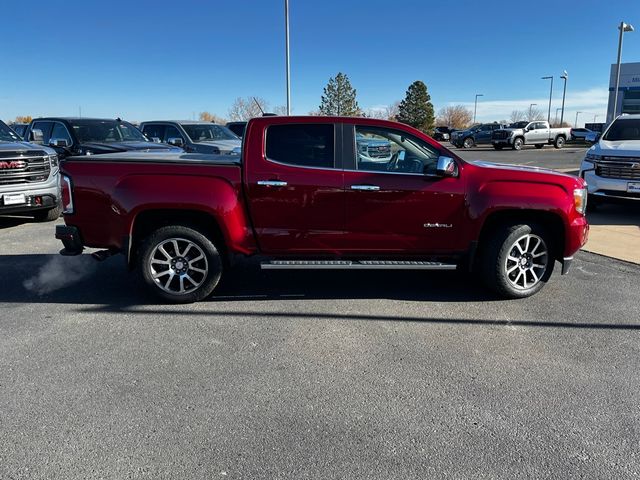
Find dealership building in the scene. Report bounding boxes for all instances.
[607,62,640,122]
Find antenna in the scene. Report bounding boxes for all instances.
[252,97,265,115]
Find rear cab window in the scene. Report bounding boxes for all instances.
[265,124,335,169]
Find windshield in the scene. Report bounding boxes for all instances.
[603,119,640,141]
[183,124,239,142]
[509,121,529,129]
[70,119,147,143]
[0,121,21,142]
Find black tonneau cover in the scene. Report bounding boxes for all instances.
[62,151,241,165]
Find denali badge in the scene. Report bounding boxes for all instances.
[0,160,27,169]
[424,223,453,228]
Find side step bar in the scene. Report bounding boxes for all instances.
[261,260,457,270]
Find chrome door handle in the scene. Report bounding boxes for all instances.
[257,180,288,187]
[351,184,380,191]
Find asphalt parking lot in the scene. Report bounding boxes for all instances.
[1,216,639,479]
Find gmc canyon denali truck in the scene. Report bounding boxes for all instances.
[55,116,589,303]
[0,120,61,221]
[492,121,571,151]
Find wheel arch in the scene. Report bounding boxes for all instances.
[476,209,565,263]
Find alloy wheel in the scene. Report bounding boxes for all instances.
[504,234,548,290]
[148,237,209,295]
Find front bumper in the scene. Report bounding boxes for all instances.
[55,225,84,255]
[580,167,640,202]
[0,172,60,214]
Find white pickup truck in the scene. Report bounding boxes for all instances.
[491,121,572,151]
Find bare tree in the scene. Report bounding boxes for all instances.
[364,102,400,121]
[510,110,526,122]
[436,105,473,129]
[199,111,227,124]
[526,108,545,122]
[228,97,269,121]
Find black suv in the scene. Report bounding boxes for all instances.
[432,126,453,141]
[23,118,181,160]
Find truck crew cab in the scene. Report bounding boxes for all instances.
[56,116,589,303]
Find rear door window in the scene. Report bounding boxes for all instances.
[266,124,335,169]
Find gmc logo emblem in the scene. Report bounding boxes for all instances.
[0,161,27,169]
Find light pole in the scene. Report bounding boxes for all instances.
[555,108,562,125]
[575,111,583,127]
[473,94,483,124]
[593,114,601,123]
[529,103,537,120]
[542,76,553,123]
[285,0,291,115]
[613,21,634,120]
[560,71,568,126]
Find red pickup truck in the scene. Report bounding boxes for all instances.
[55,116,589,303]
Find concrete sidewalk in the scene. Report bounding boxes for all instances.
[583,204,640,265]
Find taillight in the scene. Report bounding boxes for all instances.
[60,174,74,214]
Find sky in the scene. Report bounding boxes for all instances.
[2,0,639,126]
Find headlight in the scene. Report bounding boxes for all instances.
[574,187,587,215]
[48,154,59,168]
[584,152,601,163]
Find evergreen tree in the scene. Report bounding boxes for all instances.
[397,81,435,133]
[319,73,361,116]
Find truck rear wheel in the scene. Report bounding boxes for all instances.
[481,223,554,298]
[512,138,524,150]
[554,136,565,149]
[139,225,223,303]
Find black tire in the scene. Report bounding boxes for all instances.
[463,137,474,148]
[33,205,61,222]
[512,137,524,151]
[534,143,544,149]
[138,225,223,303]
[480,223,555,299]
[554,136,566,149]
[493,144,503,150]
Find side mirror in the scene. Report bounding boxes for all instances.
[167,137,184,147]
[585,132,600,143]
[49,138,69,148]
[31,128,44,144]
[436,156,458,177]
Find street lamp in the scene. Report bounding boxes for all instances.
[560,71,568,126]
[529,103,537,120]
[284,0,291,115]
[473,94,483,124]
[542,76,553,123]
[613,21,634,120]
[575,111,583,127]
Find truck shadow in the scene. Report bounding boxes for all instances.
[0,215,36,230]
[0,253,497,306]
[587,202,640,227]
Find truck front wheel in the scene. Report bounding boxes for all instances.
[139,225,223,303]
[481,223,554,298]
[512,138,524,150]
[554,136,566,148]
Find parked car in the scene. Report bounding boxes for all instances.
[23,118,181,160]
[450,123,507,148]
[433,127,453,142]
[140,121,241,155]
[56,116,588,303]
[0,120,61,221]
[579,114,640,206]
[491,121,571,151]
[9,123,29,139]
[226,121,247,138]
[570,128,594,142]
